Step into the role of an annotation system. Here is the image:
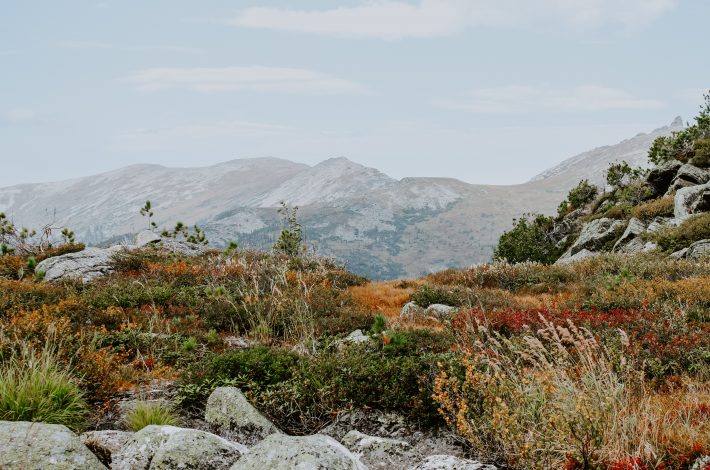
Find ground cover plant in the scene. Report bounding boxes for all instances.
[0,205,709,469]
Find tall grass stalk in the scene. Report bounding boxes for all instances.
[0,343,87,431]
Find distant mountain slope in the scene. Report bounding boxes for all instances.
[0,119,682,279]
[530,117,684,187]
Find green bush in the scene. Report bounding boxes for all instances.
[123,401,181,431]
[0,347,87,431]
[410,284,467,307]
[494,214,560,264]
[567,179,598,209]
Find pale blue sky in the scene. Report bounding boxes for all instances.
[1,0,708,187]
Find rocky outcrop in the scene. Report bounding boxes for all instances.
[341,430,414,470]
[0,421,106,470]
[35,246,125,283]
[412,455,497,470]
[80,430,133,467]
[230,433,366,470]
[669,164,710,192]
[400,301,425,318]
[686,239,710,259]
[205,387,280,445]
[112,425,246,470]
[135,230,162,246]
[555,248,597,265]
[646,159,683,195]
[568,218,626,255]
[613,218,647,254]
[674,182,710,219]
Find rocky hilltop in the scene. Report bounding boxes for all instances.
[0,119,683,279]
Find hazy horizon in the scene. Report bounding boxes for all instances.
[2,0,708,187]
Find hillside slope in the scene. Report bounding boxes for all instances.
[0,119,682,279]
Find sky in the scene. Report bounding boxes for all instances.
[1,0,708,187]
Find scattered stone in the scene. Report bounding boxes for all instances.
[642,241,658,253]
[80,430,133,467]
[670,248,689,259]
[686,239,710,259]
[152,237,212,256]
[647,216,678,233]
[674,163,710,186]
[342,430,415,470]
[230,433,366,470]
[425,304,457,321]
[675,182,710,219]
[613,218,647,253]
[567,218,626,255]
[646,160,683,195]
[112,425,246,470]
[134,230,162,246]
[224,336,251,349]
[205,387,280,445]
[0,421,106,470]
[321,410,412,442]
[400,301,425,318]
[36,245,125,283]
[555,248,597,265]
[341,329,371,344]
[412,454,497,470]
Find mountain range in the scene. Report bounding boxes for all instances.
[0,118,683,279]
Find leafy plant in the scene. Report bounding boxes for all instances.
[494,213,560,264]
[139,200,157,230]
[273,202,303,257]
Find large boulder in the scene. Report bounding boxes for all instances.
[686,239,710,259]
[0,421,106,470]
[36,245,124,283]
[112,425,246,470]
[673,163,710,186]
[400,301,425,319]
[425,304,458,321]
[646,160,683,195]
[205,387,280,445]
[230,433,366,470]
[412,455,497,470]
[612,218,647,254]
[80,430,133,467]
[555,248,597,265]
[567,218,626,255]
[674,182,710,219]
[341,430,415,470]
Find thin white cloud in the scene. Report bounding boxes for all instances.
[434,85,664,113]
[124,66,367,95]
[55,41,202,54]
[231,0,677,39]
[3,108,36,123]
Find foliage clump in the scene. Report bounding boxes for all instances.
[494,214,560,264]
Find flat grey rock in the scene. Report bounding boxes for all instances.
[36,246,124,283]
[205,387,280,446]
[230,433,366,470]
[0,421,106,470]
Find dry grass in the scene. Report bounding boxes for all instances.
[349,280,420,318]
[433,317,710,469]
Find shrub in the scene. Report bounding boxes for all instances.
[0,346,87,431]
[123,401,181,431]
[567,179,599,209]
[494,214,560,264]
[410,284,467,307]
[631,195,675,221]
[691,138,710,168]
[651,213,710,252]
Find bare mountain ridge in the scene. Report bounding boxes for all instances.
[0,119,682,279]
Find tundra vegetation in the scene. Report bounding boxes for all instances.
[1,98,710,469]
